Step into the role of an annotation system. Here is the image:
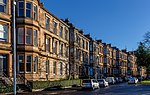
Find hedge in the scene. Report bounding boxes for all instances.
[31,79,82,89]
[0,86,13,93]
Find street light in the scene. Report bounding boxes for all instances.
[12,0,16,95]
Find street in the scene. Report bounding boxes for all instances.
[9,83,150,95]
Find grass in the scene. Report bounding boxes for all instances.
[140,80,150,85]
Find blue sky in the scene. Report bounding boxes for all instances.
[40,0,150,51]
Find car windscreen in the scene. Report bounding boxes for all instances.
[82,80,91,83]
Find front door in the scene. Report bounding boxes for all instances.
[0,55,7,76]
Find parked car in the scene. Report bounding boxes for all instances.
[118,77,123,83]
[128,77,138,84]
[82,79,99,90]
[106,77,115,84]
[97,79,109,87]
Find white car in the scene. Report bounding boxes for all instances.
[82,79,99,90]
[97,79,109,87]
[128,77,138,84]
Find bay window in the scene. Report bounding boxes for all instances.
[0,0,7,13]
[26,55,32,72]
[18,1,24,17]
[0,24,8,42]
[17,28,24,44]
[26,2,32,18]
[26,28,32,44]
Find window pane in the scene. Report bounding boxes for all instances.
[0,24,8,42]
[53,22,57,34]
[46,60,49,74]
[53,62,56,74]
[18,2,24,16]
[46,17,49,30]
[34,5,37,20]
[26,28,32,44]
[26,2,32,18]
[0,0,7,13]
[34,30,37,46]
[34,56,38,72]
[60,62,63,75]
[18,28,24,44]
[26,55,32,72]
[46,37,50,52]
[18,55,24,72]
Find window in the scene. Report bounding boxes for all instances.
[86,42,88,50]
[33,56,38,73]
[53,22,57,34]
[34,30,38,46]
[18,1,24,16]
[0,0,7,13]
[26,55,32,72]
[46,60,49,74]
[0,24,8,42]
[53,61,56,75]
[82,39,84,49]
[90,44,92,51]
[18,55,24,73]
[45,37,50,52]
[26,28,32,44]
[65,29,68,40]
[66,46,68,57]
[60,62,63,75]
[59,44,63,56]
[26,2,32,18]
[53,41,57,54]
[46,17,50,30]
[59,26,63,38]
[33,5,37,20]
[17,28,24,44]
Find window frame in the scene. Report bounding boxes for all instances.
[26,28,32,45]
[26,2,32,18]
[46,16,50,30]
[0,0,7,13]
[33,56,38,73]
[18,54,24,73]
[18,1,24,17]
[53,61,56,75]
[26,55,32,73]
[60,62,63,75]
[0,24,8,42]
[46,60,49,74]
[33,30,38,46]
[17,27,24,44]
[53,22,57,34]
[59,26,63,38]
[33,5,37,20]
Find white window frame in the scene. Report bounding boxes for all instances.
[0,24,8,42]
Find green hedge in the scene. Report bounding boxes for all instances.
[0,86,13,93]
[31,79,82,89]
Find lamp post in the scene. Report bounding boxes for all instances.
[12,0,16,95]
